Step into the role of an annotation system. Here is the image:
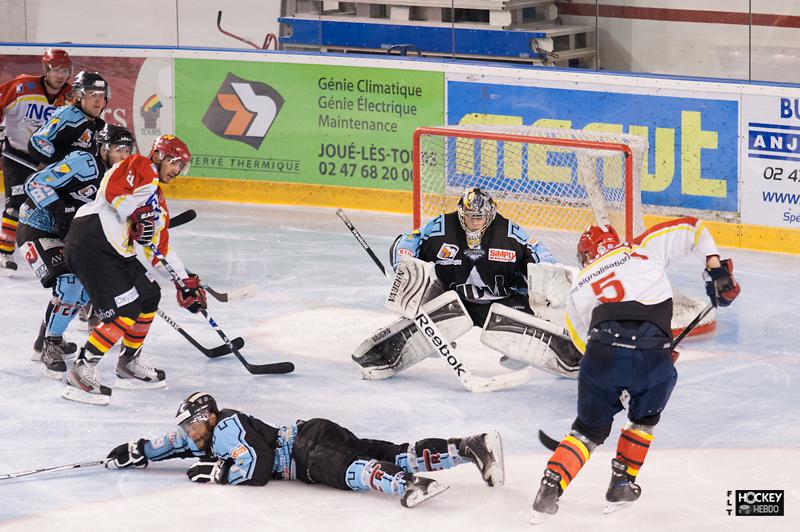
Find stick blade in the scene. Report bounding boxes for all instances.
[206,336,245,358]
[537,429,560,451]
[466,368,530,393]
[247,361,295,375]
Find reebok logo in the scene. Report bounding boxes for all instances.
[414,312,465,377]
[202,73,284,149]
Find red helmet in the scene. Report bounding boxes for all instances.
[577,224,621,266]
[42,48,72,70]
[150,135,191,174]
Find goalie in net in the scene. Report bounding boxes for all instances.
[352,187,584,381]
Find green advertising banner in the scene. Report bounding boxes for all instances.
[174,59,444,190]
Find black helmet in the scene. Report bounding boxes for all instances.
[71,71,109,100]
[96,124,134,148]
[175,392,219,431]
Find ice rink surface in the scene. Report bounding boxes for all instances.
[0,200,798,531]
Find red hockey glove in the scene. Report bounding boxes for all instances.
[129,205,156,245]
[176,273,207,313]
[704,258,740,308]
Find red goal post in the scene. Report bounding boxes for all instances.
[411,124,715,337]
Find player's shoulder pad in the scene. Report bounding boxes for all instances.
[505,217,531,245]
[420,213,446,238]
[49,104,89,128]
[57,150,100,181]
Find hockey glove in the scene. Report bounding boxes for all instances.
[129,205,156,245]
[176,274,207,313]
[187,458,232,484]
[704,258,740,308]
[106,439,149,469]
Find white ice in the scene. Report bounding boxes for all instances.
[0,201,798,531]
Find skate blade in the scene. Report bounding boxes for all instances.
[604,500,635,514]
[40,364,66,381]
[402,481,450,508]
[484,430,505,487]
[530,510,554,525]
[114,377,167,390]
[359,366,395,380]
[30,351,41,362]
[62,386,110,406]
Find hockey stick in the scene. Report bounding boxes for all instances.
[200,281,259,303]
[147,244,294,375]
[0,459,109,481]
[168,209,197,229]
[537,303,717,451]
[217,11,273,49]
[156,308,243,358]
[336,209,530,393]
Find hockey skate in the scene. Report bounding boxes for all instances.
[39,337,67,380]
[459,430,505,487]
[32,322,77,362]
[603,458,641,514]
[400,475,450,508]
[530,469,563,525]
[0,250,17,273]
[114,348,166,389]
[62,350,112,406]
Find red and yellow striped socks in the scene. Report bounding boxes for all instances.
[545,432,594,492]
[614,424,654,480]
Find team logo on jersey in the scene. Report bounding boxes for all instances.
[437,243,459,260]
[202,73,284,149]
[463,248,485,261]
[489,248,516,262]
[77,129,92,147]
[231,445,249,459]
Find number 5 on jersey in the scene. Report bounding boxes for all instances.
[591,272,625,303]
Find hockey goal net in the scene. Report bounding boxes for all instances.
[412,124,715,336]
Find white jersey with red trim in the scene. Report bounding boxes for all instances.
[0,74,70,153]
[74,154,188,278]
[565,217,719,352]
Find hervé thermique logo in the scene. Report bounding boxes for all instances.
[202,73,284,149]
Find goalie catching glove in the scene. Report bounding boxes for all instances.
[106,439,148,469]
[176,273,207,313]
[704,258,740,308]
[186,458,232,484]
[527,262,577,309]
[129,205,156,245]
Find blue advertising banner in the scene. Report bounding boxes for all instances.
[447,81,739,212]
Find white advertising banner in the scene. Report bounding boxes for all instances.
[741,93,800,228]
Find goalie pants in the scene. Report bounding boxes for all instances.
[64,215,161,323]
[573,320,676,445]
[463,294,532,327]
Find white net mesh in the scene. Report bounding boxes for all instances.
[414,125,647,264]
[413,124,714,335]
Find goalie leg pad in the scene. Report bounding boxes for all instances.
[480,304,581,379]
[353,291,473,380]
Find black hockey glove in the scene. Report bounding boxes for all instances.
[106,439,149,469]
[175,273,207,313]
[187,458,232,484]
[704,258,740,308]
[129,205,156,245]
[48,199,74,241]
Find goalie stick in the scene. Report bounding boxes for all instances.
[0,459,109,481]
[537,303,716,451]
[147,244,294,375]
[336,208,530,393]
[156,308,244,358]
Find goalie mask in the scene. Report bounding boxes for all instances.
[577,224,621,266]
[457,187,496,249]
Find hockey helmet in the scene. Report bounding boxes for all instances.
[175,392,219,433]
[97,124,135,148]
[149,134,191,174]
[457,187,496,248]
[42,48,72,71]
[577,224,621,266]
[71,71,109,100]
